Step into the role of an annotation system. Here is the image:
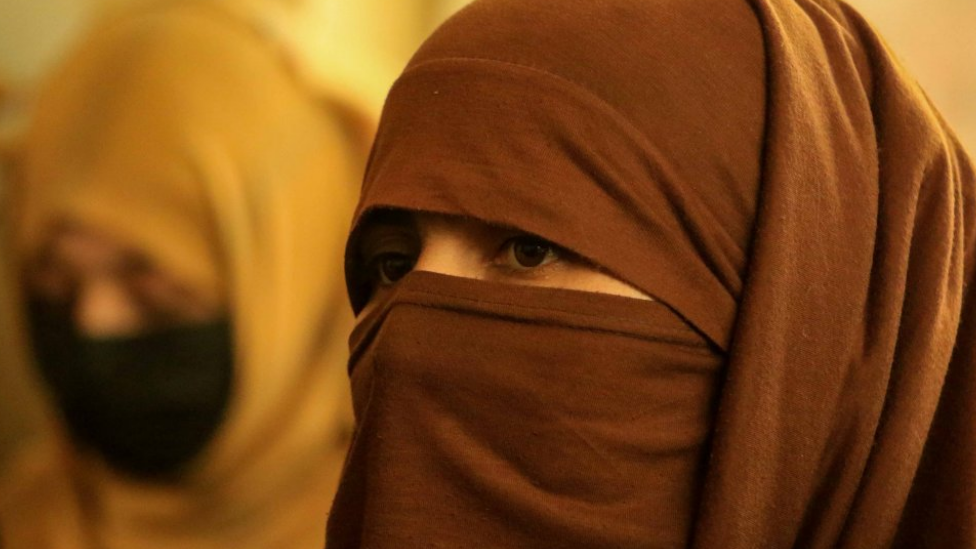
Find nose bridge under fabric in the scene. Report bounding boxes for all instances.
[72,279,142,336]
[332,271,722,548]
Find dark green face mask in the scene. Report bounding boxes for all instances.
[27,299,233,481]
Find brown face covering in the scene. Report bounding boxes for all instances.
[331,272,721,548]
[329,0,976,547]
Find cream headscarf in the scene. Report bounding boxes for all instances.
[0,1,369,547]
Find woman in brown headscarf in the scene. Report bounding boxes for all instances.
[326,0,976,547]
[0,1,370,547]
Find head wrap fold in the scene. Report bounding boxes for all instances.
[331,0,975,546]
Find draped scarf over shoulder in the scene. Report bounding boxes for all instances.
[0,2,369,547]
[329,0,976,547]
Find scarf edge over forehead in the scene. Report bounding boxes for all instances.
[346,0,976,546]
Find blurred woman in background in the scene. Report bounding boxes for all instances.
[0,1,370,547]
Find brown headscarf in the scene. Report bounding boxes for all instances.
[327,0,975,547]
[0,2,369,547]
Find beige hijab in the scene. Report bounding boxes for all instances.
[0,2,369,547]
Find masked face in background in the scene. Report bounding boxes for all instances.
[23,223,232,480]
[8,0,363,508]
[2,4,367,547]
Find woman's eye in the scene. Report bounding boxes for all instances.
[504,236,559,270]
[370,253,416,286]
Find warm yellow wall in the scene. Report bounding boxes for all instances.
[0,0,91,88]
[0,0,468,115]
[298,0,468,114]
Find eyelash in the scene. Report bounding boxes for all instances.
[366,253,416,287]
[492,236,562,275]
[363,233,566,290]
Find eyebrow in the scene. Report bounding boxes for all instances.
[35,235,151,283]
[356,209,415,241]
[357,223,417,262]
[361,209,415,229]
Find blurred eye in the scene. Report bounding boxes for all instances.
[25,249,75,303]
[503,236,560,270]
[369,253,416,286]
[358,215,420,293]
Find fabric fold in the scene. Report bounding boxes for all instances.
[330,0,975,546]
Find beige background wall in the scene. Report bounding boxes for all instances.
[0,0,468,117]
[0,0,91,88]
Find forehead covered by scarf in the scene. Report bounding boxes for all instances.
[343,0,976,546]
[348,0,765,350]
